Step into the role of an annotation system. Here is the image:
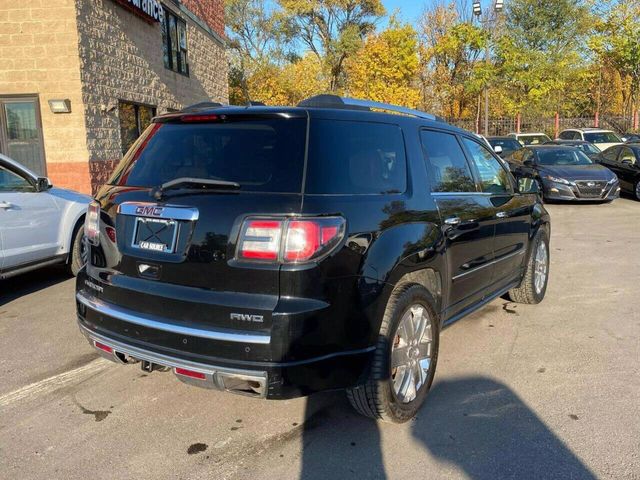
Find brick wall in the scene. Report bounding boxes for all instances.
[74,0,228,193]
[181,0,225,38]
[0,0,91,193]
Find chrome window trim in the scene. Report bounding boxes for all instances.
[76,291,271,345]
[452,248,526,281]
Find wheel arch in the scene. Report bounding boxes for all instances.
[358,221,446,343]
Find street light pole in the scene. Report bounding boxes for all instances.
[473,1,504,137]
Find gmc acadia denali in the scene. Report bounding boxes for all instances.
[76,96,550,423]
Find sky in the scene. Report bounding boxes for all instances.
[381,0,427,23]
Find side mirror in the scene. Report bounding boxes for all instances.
[493,145,503,155]
[36,177,52,192]
[517,177,539,194]
[621,137,628,142]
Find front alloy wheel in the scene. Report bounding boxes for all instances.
[508,230,550,304]
[533,240,548,295]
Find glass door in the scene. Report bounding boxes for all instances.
[0,97,46,175]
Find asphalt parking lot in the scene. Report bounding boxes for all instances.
[1,198,639,480]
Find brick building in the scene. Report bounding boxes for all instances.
[0,0,228,194]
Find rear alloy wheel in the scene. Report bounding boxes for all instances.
[347,285,439,423]
[635,181,640,201]
[68,225,87,276]
[508,230,549,304]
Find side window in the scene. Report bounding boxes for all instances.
[522,150,534,163]
[420,130,476,193]
[306,120,407,195]
[461,137,514,194]
[573,132,582,140]
[559,131,571,140]
[603,147,620,162]
[0,165,34,192]
[619,147,636,165]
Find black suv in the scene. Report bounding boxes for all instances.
[76,95,550,423]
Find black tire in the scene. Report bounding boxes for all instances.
[68,223,86,276]
[347,284,440,423]
[508,229,549,304]
[634,181,640,201]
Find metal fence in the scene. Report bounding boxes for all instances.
[446,115,638,137]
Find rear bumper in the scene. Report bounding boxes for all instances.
[76,290,374,399]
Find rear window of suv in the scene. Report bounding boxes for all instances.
[110,118,307,193]
[305,119,407,195]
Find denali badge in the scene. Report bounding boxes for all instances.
[84,279,104,293]
[230,313,264,323]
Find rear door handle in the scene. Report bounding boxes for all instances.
[0,201,13,209]
[496,211,508,219]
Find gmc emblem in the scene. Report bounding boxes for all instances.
[230,313,264,323]
[135,205,164,217]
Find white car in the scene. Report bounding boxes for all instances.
[558,128,623,151]
[508,132,552,146]
[0,154,90,279]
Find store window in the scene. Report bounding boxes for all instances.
[162,8,189,75]
[119,102,156,155]
[0,97,46,175]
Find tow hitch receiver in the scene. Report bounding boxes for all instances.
[140,360,168,373]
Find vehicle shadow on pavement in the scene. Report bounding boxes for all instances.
[299,377,596,480]
[415,377,597,480]
[0,266,71,306]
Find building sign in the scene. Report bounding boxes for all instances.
[112,0,165,23]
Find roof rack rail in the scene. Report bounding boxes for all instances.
[246,100,266,106]
[182,101,224,112]
[297,94,441,121]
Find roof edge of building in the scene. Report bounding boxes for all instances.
[175,2,226,47]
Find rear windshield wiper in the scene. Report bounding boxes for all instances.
[151,177,240,199]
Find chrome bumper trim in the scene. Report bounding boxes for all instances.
[79,323,268,397]
[76,291,271,345]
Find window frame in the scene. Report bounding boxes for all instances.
[459,134,515,195]
[162,6,189,76]
[118,101,157,156]
[0,95,47,176]
[420,127,479,194]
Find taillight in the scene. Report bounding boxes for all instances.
[86,201,100,246]
[238,220,283,260]
[237,217,345,264]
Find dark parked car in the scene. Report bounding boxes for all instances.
[76,96,550,423]
[507,146,619,202]
[487,136,523,158]
[622,133,640,143]
[596,144,640,200]
[544,139,601,160]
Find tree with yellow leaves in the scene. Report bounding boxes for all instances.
[345,18,421,108]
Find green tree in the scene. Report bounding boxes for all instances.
[225,0,292,104]
[590,0,640,116]
[277,0,386,91]
[495,0,593,116]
